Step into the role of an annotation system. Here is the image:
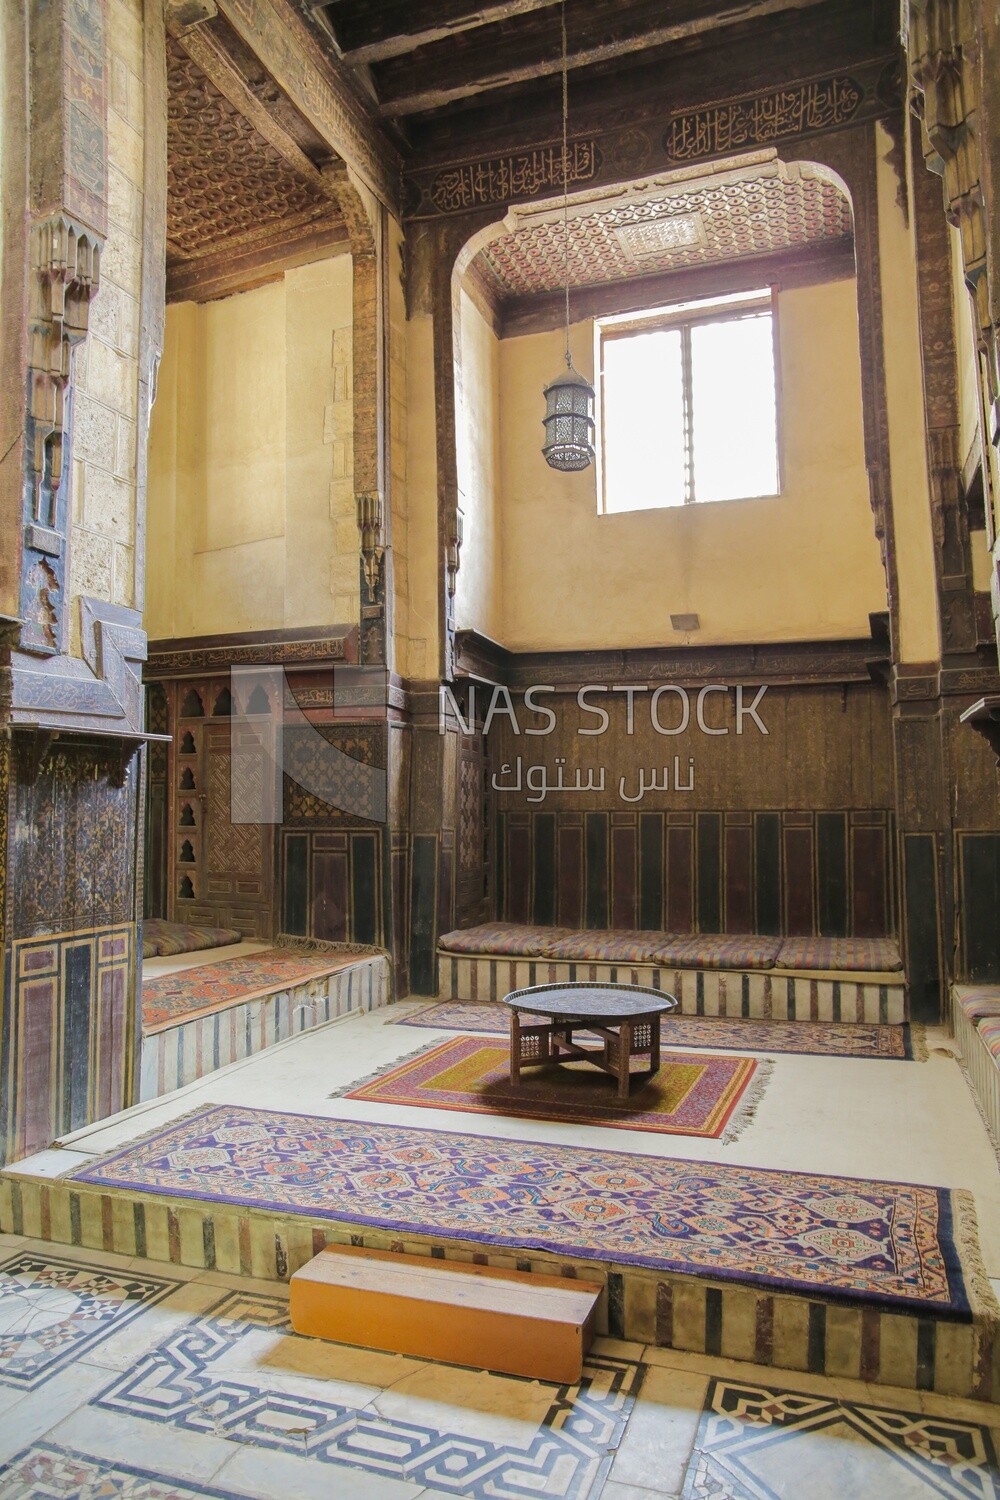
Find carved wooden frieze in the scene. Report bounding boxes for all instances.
[664,76,864,161]
[404,59,898,220]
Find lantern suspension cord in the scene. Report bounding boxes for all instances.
[560,0,571,369]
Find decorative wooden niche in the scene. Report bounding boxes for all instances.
[179,766,196,790]
[960,698,1000,767]
[180,689,205,717]
[178,875,195,899]
[179,802,196,826]
[179,840,195,863]
[180,730,197,754]
[212,687,232,716]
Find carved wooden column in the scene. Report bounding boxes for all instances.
[906,0,1000,656]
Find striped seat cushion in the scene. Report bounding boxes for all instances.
[438,924,571,957]
[975,1017,1000,1063]
[657,934,783,969]
[143,918,244,960]
[543,929,678,963]
[774,936,903,972]
[956,989,1000,1022]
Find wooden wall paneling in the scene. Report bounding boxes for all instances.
[409,833,439,994]
[666,817,695,933]
[956,832,1000,982]
[557,815,585,928]
[850,814,889,937]
[782,814,815,935]
[585,812,609,929]
[753,812,782,934]
[904,831,944,1021]
[724,814,753,933]
[639,812,664,930]
[506,814,532,924]
[532,812,556,926]
[312,834,350,942]
[436,830,454,942]
[696,812,722,933]
[610,815,638,931]
[817,811,849,936]
[282,832,309,934]
[351,831,381,946]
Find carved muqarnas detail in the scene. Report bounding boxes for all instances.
[21,214,102,654]
[356,491,385,598]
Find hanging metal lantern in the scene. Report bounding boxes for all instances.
[542,362,595,472]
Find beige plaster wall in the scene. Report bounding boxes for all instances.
[497,276,886,651]
[145,253,357,639]
[876,121,940,664]
[68,0,146,652]
[455,288,502,641]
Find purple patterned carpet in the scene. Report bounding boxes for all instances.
[70,1104,982,1315]
[392,1001,923,1059]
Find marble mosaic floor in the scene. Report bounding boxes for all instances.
[0,1232,996,1498]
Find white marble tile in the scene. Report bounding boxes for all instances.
[46,1403,238,1485]
[608,1364,707,1496]
[374,1361,556,1442]
[216,1443,427,1500]
[0,1360,115,1461]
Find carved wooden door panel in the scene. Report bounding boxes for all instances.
[456,727,493,925]
[167,679,274,939]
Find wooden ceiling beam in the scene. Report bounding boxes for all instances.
[169,18,332,191]
[318,0,562,64]
[374,0,832,117]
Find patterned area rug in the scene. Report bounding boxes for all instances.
[142,950,358,1030]
[71,1105,986,1316]
[336,1037,769,1141]
[391,1001,925,1060]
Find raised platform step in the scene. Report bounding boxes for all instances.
[290,1244,602,1383]
[140,945,390,1099]
[438,953,907,1024]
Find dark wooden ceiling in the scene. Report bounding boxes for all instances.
[302,0,899,153]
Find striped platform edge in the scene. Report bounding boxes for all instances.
[437,953,908,1025]
[0,1165,993,1404]
[952,986,1000,1148]
[140,952,391,1100]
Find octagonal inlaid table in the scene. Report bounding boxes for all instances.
[503,981,679,1100]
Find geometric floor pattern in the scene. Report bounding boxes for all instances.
[0,1239,997,1499]
[681,1378,1000,1499]
[92,1289,642,1499]
[0,1444,247,1499]
[0,1250,177,1390]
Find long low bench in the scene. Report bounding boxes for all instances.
[952,986,1000,1142]
[437,923,906,1024]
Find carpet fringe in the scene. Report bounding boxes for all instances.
[720,1059,774,1145]
[328,1039,446,1099]
[908,1024,930,1062]
[951,1187,1000,1330]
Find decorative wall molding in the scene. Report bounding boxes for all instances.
[452,628,892,690]
[146,625,358,678]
